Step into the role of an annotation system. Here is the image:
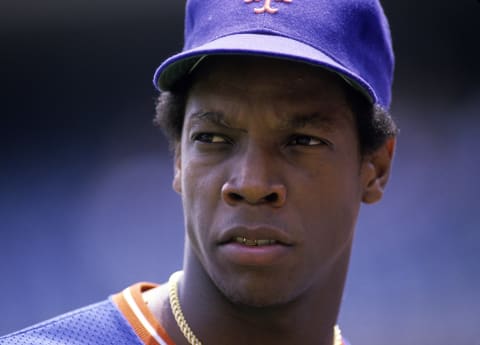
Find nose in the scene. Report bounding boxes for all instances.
[221,146,287,208]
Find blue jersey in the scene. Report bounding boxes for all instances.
[0,283,174,345]
[0,282,348,345]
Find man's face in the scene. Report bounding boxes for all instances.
[174,56,385,307]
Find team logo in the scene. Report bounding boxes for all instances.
[245,0,292,14]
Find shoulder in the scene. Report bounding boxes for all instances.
[0,298,142,345]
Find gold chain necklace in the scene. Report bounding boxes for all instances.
[168,271,343,345]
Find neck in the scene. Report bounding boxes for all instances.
[172,245,350,345]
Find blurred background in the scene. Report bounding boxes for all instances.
[1,1,479,344]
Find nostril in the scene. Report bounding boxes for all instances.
[228,193,243,202]
[264,193,278,203]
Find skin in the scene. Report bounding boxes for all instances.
[145,56,395,345]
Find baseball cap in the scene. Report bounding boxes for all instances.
[153,0,394,109]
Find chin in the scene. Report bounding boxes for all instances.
[227,291,295,308]
[213,273,303,308]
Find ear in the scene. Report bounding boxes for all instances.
[172,144,182,194]
[361,138,396,204]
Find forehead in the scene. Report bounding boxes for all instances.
[189,55,348,100]
[185,56,353,127]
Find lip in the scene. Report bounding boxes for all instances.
[217,225,295,246]
[217,226,294,267]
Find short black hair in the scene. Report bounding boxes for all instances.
[343,84,398,155]
[154,81,398,156]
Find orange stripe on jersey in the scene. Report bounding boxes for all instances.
[112,283,176,345]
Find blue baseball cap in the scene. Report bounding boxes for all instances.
[153,0,394,109]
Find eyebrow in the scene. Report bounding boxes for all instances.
[188,111,242,130]
[188,110,341,132]
[279,112,339,131]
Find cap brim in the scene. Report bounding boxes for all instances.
[153,33,376,104]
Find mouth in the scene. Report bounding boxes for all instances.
[233,237,278,247]
[216,226,294,266]
[218,226,294,247]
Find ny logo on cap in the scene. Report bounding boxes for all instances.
[244,0,292,14]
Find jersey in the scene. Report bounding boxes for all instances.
[0,282,349,345]
[0,283,174,345]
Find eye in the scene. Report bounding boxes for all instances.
[288,135,329,147]
[192,133,229,144]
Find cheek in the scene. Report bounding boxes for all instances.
[301,191,359,243]
[294,162,362,257]
[180,155,225,233]
[180,156,230,267]
[182,155,222,195]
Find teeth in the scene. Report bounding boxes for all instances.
[234,237,277,246]
[256,239,276,246]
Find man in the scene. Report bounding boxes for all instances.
[0,0,397,344]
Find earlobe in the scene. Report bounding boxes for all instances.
[172,145,182,194]
[361,138,396,204]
